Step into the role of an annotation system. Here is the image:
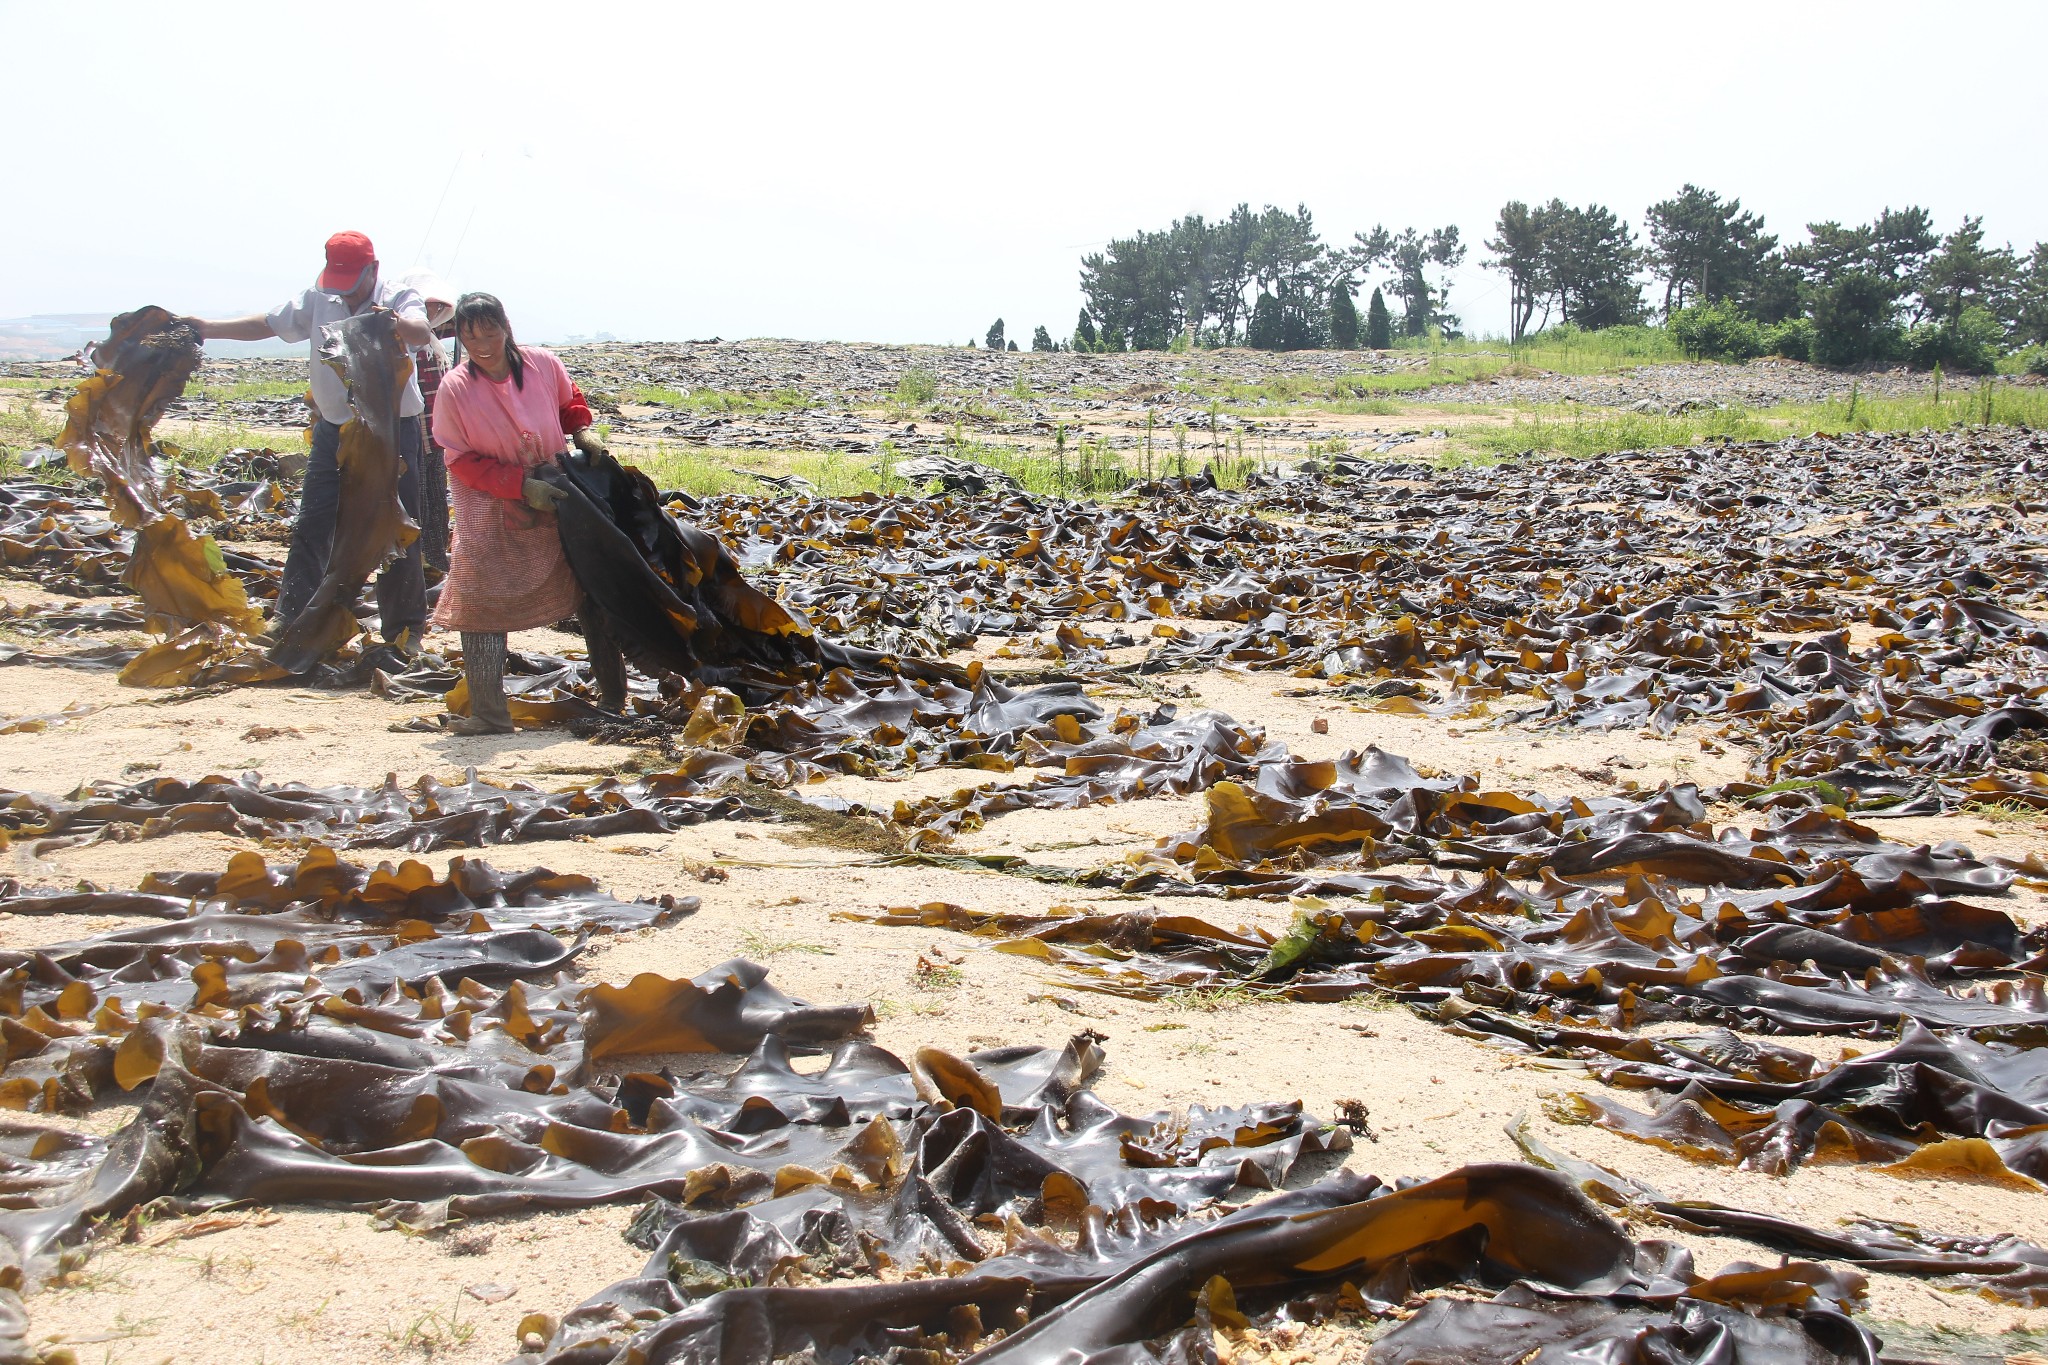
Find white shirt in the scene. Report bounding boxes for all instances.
[266,276,428,424]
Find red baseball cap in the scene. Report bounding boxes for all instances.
[318,231,376,291]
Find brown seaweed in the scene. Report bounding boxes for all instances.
[0,853,1356,1300]
[52,306,279,686]
[518,1163,1883,1365]
[267,310,419,671]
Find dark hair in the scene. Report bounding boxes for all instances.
[454,292,525,389]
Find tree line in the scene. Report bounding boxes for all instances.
[1020,192,2048,373]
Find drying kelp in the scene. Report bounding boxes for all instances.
[1526,1019,2048,1186]
[543,448,981,701]
[1134,745,2031,900]
[0,763,768,854]
[267,310,420,672]
[520,1162,1883,1365]
[620,427,2048,816]
[21,400,2048,827]
[0,854,1361,1305]
[52,306,280,686]
[1510,1114,2048,1307]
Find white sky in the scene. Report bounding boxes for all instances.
[5,0,2044,344]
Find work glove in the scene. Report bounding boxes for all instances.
[521,477,562,513]
[571,427,608,460]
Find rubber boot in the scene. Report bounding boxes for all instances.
[450,631,514,735]
[583,602,628,713]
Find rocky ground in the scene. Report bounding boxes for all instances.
[10,342,2008,474]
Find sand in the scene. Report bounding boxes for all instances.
[10,618,2048,1362]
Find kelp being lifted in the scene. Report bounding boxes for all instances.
[266,310,419,673]
[53,306,280,686]
[547,449,824,692]
[43,308,423,682]
[543,447,972,700]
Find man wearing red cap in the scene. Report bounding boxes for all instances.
[183,231,434,671]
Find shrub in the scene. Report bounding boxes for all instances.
[1905,305,2003,375]
[1072,310,1099,353]
[894,367,938,407]
[1760,317,1814,361]
[1329,286,1359,350]
[1809,272,1902,367]
[1246,293,1283,351]
[1365,288,1392,349]
[1669,302,1762,361]
[2012,344,2048,377]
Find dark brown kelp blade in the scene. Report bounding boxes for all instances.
[268,309,417,672]
[521,1164,1882,1364]
[56,306,273,683]
[545,449,821,688]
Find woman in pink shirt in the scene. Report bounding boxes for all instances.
[431,293,624,733]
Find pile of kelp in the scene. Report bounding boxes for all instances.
[1,850,2023,1365]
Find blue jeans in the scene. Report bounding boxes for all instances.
[277,415,428,644]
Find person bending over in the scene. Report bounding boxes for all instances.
[183,231,433,671]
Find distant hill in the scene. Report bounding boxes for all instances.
[0,315,301,361]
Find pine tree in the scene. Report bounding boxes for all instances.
[1073,310,1099,352]
[1329,285,1359,349]
[985,318,1006,351]
[1246,292,1283,350]
[1031,324,1055,351]
[1365,288,1392,348]
[1007,339,1018,351]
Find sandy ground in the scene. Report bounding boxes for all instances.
[11,611,2048,1362]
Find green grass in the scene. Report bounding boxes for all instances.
[187,378,304,403]
[1,390,295,478]
[153,425,299,469]
[1765,379,2048,433]
[1450,405,1782,461]
[1186,326,1690,413]
[622,428,1293,502]
[618,384,816,414]
[1442,381,2048,463]
[627,445,900,498]
[737,929,833,958]
[0,396,62,472]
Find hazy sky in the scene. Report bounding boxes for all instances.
[6,0,2044,344]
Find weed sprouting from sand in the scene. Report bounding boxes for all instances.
[1166,984,1264,1012]
[911,956,965,991]
[870,996,947,1020]
[386,1297,478,1356]
[1962,798,2048,825]
[738,928,833,959]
